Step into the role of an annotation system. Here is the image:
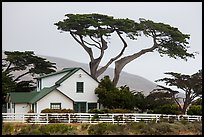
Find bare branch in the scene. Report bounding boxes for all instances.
[13,71,30,82]
[96,30,128,77]
[90,36,102,48]
[70,32,94,60]
[83,39,101,49]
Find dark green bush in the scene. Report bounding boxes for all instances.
[88,108,102,113]
[187,105,202,115]
[41,108,75,113]
[88,108,133,114]
[110,108,133,113]
[152,104,180,115]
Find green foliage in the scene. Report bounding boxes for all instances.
[155,69,202,114]
[3,51,56,75]
[55,13,195,87]
[145,91,176,111]
[2,123,15,135]
[88,108,102,113]
[187,105,202,115]
[95,76,136,109]
[40,124,77,135]
[88,108,133,114]
[131,91,146,112]
[41,108,75,113]
[2,121,202,135]
[192,98,202,105]
[2,51,57,103]
[139,19,195,60]
[91,114,100,121]
[152,104,180,115]
[2,72,16,103]
[88,123,126,135]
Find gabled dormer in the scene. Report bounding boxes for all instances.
[34,68,89,92]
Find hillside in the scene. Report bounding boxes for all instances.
[2,52,157,96]
[39,55,157,96]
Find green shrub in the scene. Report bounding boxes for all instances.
[152,104,180,115]
[2,123,14,135]
[40,124,77,135]
[18,124,41,135]
[88,108,102,113]
[41,108,75,113]
[88,123,126,135]
[187,105,202,115]
[152,122,174,135]
[91,114,100,121]
[110,108,133,113]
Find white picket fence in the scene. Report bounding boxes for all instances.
[2,113,202,124]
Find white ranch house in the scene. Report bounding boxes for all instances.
[6,67,100,113]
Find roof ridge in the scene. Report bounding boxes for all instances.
[55,68,80,85]
[35,67,82,79]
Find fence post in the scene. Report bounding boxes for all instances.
[155,115,158,123]
[46,113,49,124]
[177,115,180,121]
[123,114,125,124]
[68,114,70,123]
[112,114,114,124]
[89,114,92,124]
[134,114,137,122]
[22,114,25,123]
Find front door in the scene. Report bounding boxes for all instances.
[74,102,86,113]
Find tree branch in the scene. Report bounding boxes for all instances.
[113,42,158,86]
[90,36,102,48]
[83,39,101,49]
[13,71,30,82]
[4,62,12,72]
[70,32,94,61]
[96,30,128,77]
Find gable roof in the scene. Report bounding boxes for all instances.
[9,67,99,104]
[29,85,59,103]
[8,85,73,104]
[35,67,99,85]
[35,67,79,79]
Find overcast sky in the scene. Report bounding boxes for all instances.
[2,2,202,86]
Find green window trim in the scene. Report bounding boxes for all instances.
[76,82,84,93]
[50,103,61,109]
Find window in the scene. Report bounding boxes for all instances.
[76,82,84,93]
[88,103,97,110]
[73,102,86,113]
[50,103,61,109]
[8,103,10,109]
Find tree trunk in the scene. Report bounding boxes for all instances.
[112,44,158,86]
[89,58,101,79]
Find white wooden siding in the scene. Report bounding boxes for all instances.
[39,72,67,91]
[57,69,99,102]
[36,89,73,113]
[15,104,30,113]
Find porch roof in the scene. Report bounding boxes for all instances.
[9,85,58,104]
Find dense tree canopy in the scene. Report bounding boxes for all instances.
[2,51,57,102]
[154,69,202,114]
[55,13,196,86]
[95,76,136,109]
